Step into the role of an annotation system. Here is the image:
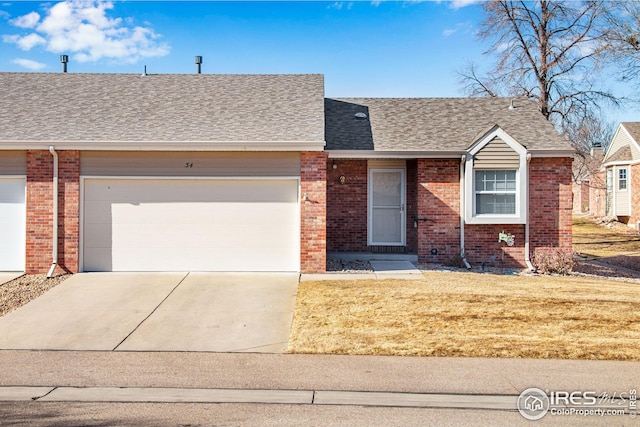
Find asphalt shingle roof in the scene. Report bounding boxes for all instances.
[607,145,633,163]
[0,73,325,145]
[325,97,571,152]
[622,122,640,142]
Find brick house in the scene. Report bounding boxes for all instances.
[0,73,573,274]
[601,122,640,229]
[571,146,605,215]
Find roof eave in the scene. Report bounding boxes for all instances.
[528,149,575,157]
[327,148,574,158]
[0,141,326,151]
[602,158,640,168]
[326,150,466,159]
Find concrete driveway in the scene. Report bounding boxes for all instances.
[0,273,299,353]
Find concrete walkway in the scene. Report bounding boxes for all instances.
[0,272,298,352]
[301,260,422,281]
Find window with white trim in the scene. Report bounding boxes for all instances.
[464,127,527,225]
[474,170,517,215]
[618,168,627,191]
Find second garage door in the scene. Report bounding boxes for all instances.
[0,178,25,271]
[83,178,300,272]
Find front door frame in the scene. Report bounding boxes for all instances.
[367,167,406,246]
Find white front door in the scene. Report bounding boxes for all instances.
[368,168,406,246]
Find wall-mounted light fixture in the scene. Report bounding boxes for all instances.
[339,175,346,185]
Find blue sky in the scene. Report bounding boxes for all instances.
[0,1,635,122]
[0,1,487,97]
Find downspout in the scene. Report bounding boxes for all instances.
[460,155,471,269]
[47,146,58,278]
[524,153,535,272]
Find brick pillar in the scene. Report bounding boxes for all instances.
[300,151,327,273]
[26,150,80,274]
[529,157,573,253]
[416,159,460,264]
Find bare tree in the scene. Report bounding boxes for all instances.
[459,0,619,144]
[567,112,614,183]
[603,1,640,96]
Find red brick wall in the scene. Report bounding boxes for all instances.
[464,224,526,268]
[59,151,80,274]
[416,159,460,264]
[26,150,80,274]
[406,159,418,253]
[300,151,327,273]
[326,159,368,252]
[325,156,573,268]
[529,157,573,252]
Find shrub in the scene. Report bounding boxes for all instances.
[444,254,467,269]
[532,248,574,275]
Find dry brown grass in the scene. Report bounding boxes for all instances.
[288,272,640,360]
[573,216,640,258]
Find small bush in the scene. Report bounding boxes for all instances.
[444,254,467,269]
[532,248,574,275]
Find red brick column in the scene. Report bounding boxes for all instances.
[326,159,368,251]
[529,157,573,252]
[416,159,460,264]
[300,151,327,273]
[26,150,80,274]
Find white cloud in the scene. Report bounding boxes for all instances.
[10,11,40,28]
[449,0,481,9]
[442,22,472,38]
[15,33,46,50]
[2,0,169,63]
[12,57,46,70]
[327,2,353,10]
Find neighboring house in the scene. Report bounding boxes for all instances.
[602,122,640,229]
[0,72,573,274]
[572,145,605,215]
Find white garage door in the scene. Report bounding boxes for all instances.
[0,178,26,271]
[83,178,300,272]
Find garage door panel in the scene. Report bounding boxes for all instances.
[85,180,298,203]
[0,178,26,271]
[83,179,300,272]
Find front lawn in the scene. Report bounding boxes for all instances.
[288,273,640,360]
[573,216,640,258]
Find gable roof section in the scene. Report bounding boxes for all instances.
[604,122,640,164]
[325,97,571,154]
[0,73,325,150]
[607,146,633,163]
[622,122,640,143]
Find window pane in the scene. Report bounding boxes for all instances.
[475,170,516,193]
[618,169,627,191]
[372,172,401,206]
[477,194,516,214]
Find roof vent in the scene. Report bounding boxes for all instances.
[354,112,368,120]
[60,55,68,73]
[141,65,147,77]
[508,99,516,110]
[195,56,203,74]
